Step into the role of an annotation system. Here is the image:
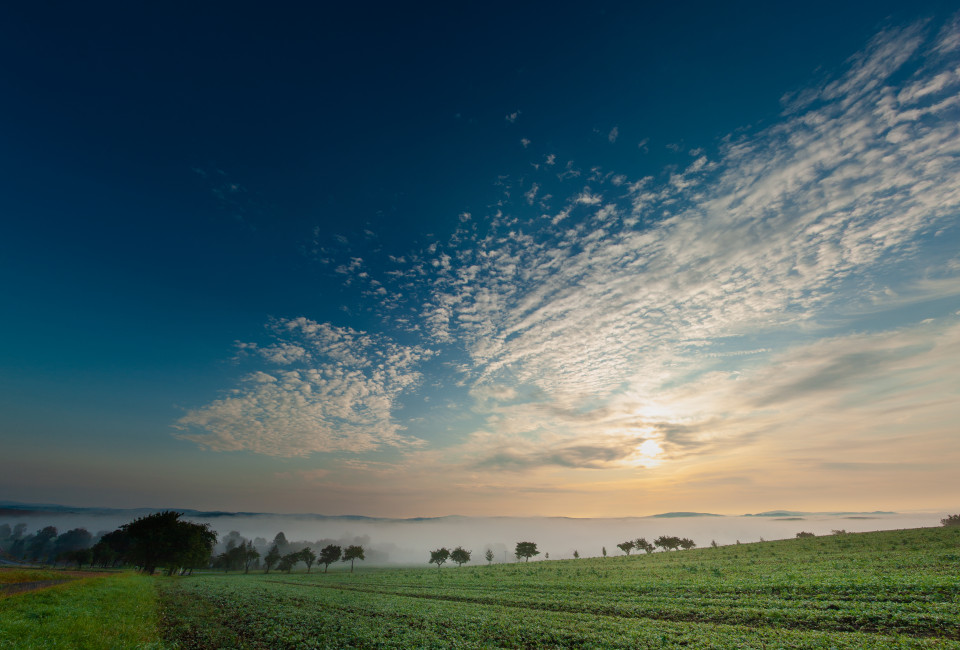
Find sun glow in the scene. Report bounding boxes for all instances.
[626,438,664,468]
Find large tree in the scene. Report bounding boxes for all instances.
[91,529,130,568]
[514,541,539,562]
[617,541,635,556]
[342,545,364,572]
[121,511,216,575]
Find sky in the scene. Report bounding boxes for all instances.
[1,2,959,518]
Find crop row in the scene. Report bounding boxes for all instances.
[160,577,957,649]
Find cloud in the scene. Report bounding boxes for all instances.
[176,318,435,457]
[403,20,960,470]
[181,19,960,492]
[505,111,520,123]
[608,126,619,143]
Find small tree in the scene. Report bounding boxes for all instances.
[60,548,93,569]
[515,541,539,562]
[635,538,655,554]
[277,552,298,573]
[430,547,450,570]
[602,546,607,558]
[654,535,681,551]
[272,532,289,554]
[300,547,316,573]
[343,545,364,572]
[484,549,494,564]
[451,546,471,567]
[678,538,696,550]
[264,544,281,573]
[617,541,635,556]
[242,541,260,573]
[29,526,58,563]
[796,531,815,538]
[573,550,579,559]
[319,544,341,573]
[941,514,960,527]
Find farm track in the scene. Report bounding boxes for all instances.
[264,578,960,640]
[0,579,73,596]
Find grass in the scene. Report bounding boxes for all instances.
[0,572,163,649]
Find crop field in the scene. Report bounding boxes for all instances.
[157,526,960,649]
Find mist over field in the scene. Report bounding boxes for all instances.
[1,504,947,565]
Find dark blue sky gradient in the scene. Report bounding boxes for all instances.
[2,1,957,514]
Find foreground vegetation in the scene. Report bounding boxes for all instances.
[155,526,960,648]
[0,572,161,648]
[2,526,956,648]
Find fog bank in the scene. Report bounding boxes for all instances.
[1,504,949,565]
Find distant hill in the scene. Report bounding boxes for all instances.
[648,512,725,518]
[743,510,896,517]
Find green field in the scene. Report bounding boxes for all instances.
[2,526,958,648]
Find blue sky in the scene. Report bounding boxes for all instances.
[2,2,959,517]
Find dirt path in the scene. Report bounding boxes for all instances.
[0,579,74,596]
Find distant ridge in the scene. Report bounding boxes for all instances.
[0,501,449,523]
[0,502,899,522]
[743,510,897,517]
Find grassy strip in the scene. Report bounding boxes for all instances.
[0,572,164,649]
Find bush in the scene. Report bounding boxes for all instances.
[796,531,815,538]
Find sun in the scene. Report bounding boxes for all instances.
[624,438,663,468]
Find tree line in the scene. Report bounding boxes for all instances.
[614,536,696,555]
[0,513,369,575]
